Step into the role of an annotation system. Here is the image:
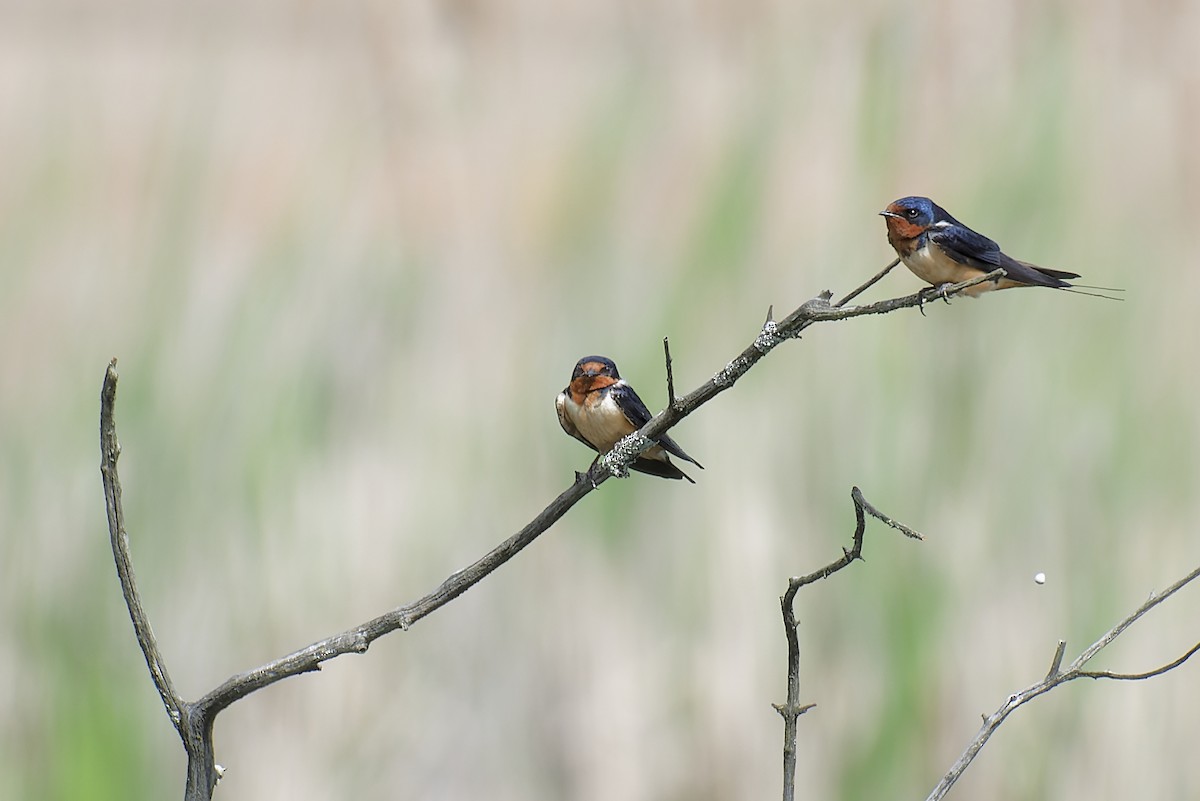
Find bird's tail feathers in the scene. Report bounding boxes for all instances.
[658,434,704,470]
[632,457,697,484]
[1028,264,1081,281]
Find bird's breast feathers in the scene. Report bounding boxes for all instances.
[901,241,979,287]
[564,382,637,453]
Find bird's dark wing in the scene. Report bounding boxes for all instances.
[555,391,598,452]
[931,224,1078,287]
[612,383,704,469]
[927,222,1003,269]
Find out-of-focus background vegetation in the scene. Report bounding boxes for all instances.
[2,1,1197,799]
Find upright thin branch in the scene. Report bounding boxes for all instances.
[776,487,924,801]
[834,257,900,307]
[663,337,676,407]
[926,563,1200,801]
[100,359,185,737]
[100,264,997,800]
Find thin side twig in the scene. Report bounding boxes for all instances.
[775,487,924,801]
[1076,640,1200,681]
[663,336,676,407]
[100,359,185,736]
[834,257,900,307]
[926,563,1200,801]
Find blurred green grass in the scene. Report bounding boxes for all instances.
[1,3,1198,800]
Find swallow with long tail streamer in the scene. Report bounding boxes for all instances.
[880,196,1120,300]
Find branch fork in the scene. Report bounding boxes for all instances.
[776,487,924,801]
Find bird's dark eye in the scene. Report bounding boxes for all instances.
[906,208,919,218]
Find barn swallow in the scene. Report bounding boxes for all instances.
[556,355,703,483]
[880,196,1095,298]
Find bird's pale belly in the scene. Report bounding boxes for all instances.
[567,394,635,453]
[902,244,979,286]
[567,394,667,460]
[901,245,1008,296]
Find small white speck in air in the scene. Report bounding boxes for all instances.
[1034,572,1046,585]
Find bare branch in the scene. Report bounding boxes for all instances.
[1063,564,1200,674]
[103,360,219,799]
[777,487,924,801]
[195,477,594,716]
[99,261,993,799]
[927,563,1200,801]
[598,268,1005,481]
[853,489,924,542]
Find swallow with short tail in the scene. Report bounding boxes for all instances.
[556,356,703,483]
[880,196,1118,299]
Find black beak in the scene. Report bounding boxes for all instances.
[879,210,902,219]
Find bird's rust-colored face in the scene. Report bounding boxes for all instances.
[569,358,619,398]
[880,200,928,240]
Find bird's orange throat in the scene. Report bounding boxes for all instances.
[568,374,617,405]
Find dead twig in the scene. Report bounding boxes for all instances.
[834,257,900,307]
[663,336,676,407]
[926,563,1200,801]
[775,487,923,801]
